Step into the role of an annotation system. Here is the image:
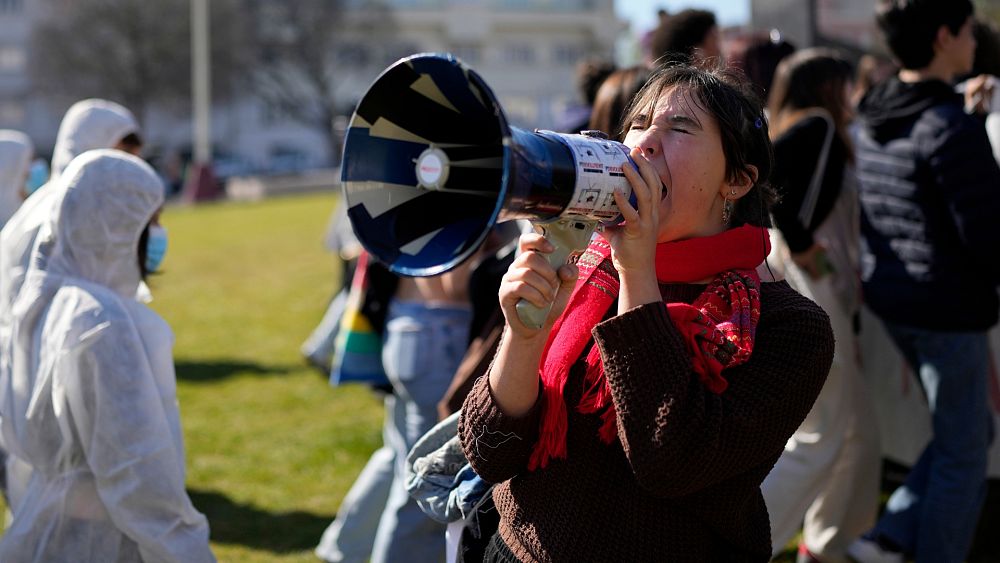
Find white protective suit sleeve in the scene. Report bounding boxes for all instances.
[63,300,214,563]
[0,130,32,229]
[0,186,58,312]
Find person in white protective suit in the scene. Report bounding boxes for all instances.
[0,98,140,315]
[0,130,34,506]
[0,130,33,229]
[0,150,214,563]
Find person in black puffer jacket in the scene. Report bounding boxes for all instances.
[848,2,1000,563]
[858,75,1000,330]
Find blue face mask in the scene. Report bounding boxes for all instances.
[24,160,49,196]
[145,225,168,273]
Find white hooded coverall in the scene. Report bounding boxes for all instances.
[0,130,32,230]
[0,99,141,519]
[0,150,214,563]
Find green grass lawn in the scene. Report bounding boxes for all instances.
[150,192,382,562]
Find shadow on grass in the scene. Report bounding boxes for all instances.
[190,488,335,553]
[175,360,297,382]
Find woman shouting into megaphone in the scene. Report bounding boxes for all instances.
[460,64,835,562]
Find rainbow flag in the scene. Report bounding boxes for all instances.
[330,252,390,387]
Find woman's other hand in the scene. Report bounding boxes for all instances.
[603,147,661,275]
[602,147,664,311]
[965,74,995,115]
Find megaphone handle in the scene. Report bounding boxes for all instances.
[515,219,596,329]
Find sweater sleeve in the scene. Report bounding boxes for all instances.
[593,299,833,498]
[770,117,830,253]
[459,373,542,484]
[927,111,1000,286]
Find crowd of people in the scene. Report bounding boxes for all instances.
[0,0,997,562]
[309,2,1000,563]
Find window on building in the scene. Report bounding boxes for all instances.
[500,95,538,126]
[0,101,24,125]
[502,44,535,65]
[493,0,591,10]
[0,0,23,14]
[390,0,440,6]
[450,44,482,65]
[553,43,585,66]
[0,46,26,72]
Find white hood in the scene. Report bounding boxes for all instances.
[45,149,163,298]
[50,99,138,181]
[0,130,32,229]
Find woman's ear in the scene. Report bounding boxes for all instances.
[724,165,758,200]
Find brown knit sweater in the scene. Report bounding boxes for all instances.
[459,281,834,562]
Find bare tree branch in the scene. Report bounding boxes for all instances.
[30,0,252,123]
[246,0,397,160]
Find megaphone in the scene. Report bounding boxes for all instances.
[341,53,636,328]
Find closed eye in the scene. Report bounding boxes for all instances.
[629,114,649,130]
[667,114,701,133]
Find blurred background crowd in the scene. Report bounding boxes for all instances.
[0,0,991,197]
[1,1,1000,563]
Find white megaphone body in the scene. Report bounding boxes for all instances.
[341,53,637,328]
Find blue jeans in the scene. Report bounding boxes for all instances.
[315,401,395,563]
[370,300,472,563]
[873,321,994,563]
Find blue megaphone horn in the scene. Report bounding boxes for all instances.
[341,53,637,328]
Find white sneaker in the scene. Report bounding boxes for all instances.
[846,537,904,563]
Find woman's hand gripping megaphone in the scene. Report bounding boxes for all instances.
[505,220,594,332]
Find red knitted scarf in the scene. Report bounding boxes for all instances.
[528,225,770,471]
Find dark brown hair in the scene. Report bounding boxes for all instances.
[118,132,143,153]
[973,17,1000,77]
[767,48,855,160]
[622,64,777,228]
[876,0,974,70]
[576,58,616,106]
[137,222,150,280]
[726,31,796,97]
[650,9,717,66]
[588,66,651,141]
